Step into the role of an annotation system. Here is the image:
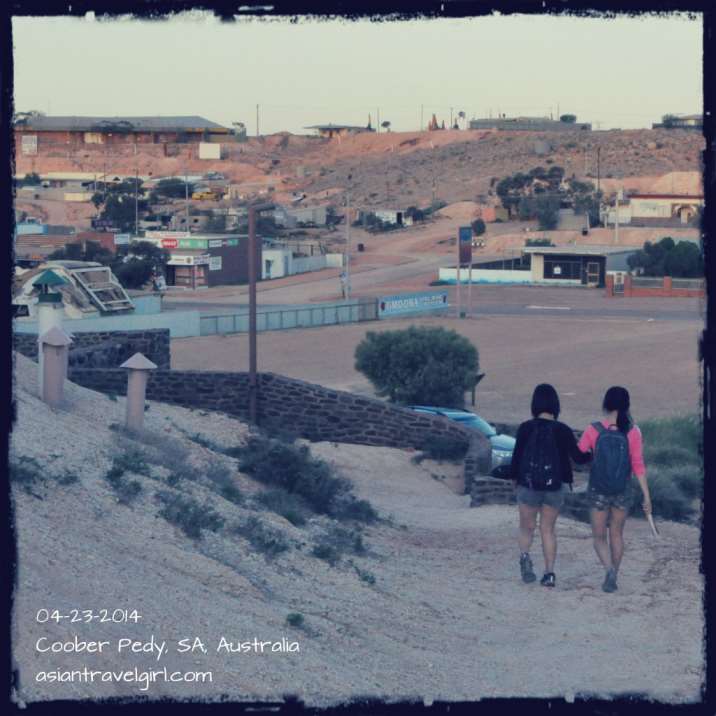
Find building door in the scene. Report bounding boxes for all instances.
[586,261,600,287]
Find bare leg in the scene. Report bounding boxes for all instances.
[539,504,560,573]
[590,508,612,570]
[518,503,539,554]
[608,507,628,573]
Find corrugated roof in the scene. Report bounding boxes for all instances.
[523,245,638,256]
[14,115,229,132]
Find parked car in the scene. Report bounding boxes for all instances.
[409,406,516,477]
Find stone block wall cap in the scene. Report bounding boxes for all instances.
[39,326,73,347]
[120,352,158,370]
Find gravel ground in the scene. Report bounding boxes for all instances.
[10,353,704,706]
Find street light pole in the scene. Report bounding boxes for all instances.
[345,176,352,300]
[134,167,139,236]
[248,202,274,424]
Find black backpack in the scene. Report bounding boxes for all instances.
[519,420,561,491]
[589,422,631,495]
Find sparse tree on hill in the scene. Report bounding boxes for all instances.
[381,121,391,132]
[471,218,486,237]
[560,114,577,123]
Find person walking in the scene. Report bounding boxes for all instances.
[512,384,592,587]
[578,386,652,593]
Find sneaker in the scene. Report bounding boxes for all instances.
[602,568,618,593]
[520,553,536,583]
[541,572,556,588]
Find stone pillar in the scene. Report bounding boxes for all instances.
[663,276,673,296]
[37,300,65,395]
[120,353,158,431]
[39,326,72,408]
[623,274,633,298]
[604,273,615,298]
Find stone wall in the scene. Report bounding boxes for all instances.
[13,328,170,369]
[67,367,489,453]
[462,434,494,494]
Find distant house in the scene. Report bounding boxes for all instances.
[274,205,328,228]
[304,123,374,139]
[652,114,702,130]
[358,209,414,229]
[469,116,591,131]
[602,193,703,227]
[14,115,233,152]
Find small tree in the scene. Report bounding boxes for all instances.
[355,326,479,407]
[471,218,486,237]
[18,172,42,187]
[381,121,391,132]
[559,114,577,123]
[534,195,560,230]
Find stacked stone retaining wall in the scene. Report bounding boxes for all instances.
[66,367,488,453]
[13,328,170,369]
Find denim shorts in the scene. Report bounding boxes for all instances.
[516,484,565,510]
[587,488,632,512]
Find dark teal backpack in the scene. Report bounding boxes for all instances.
[589,422,631,495]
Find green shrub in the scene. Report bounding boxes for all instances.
[286,612,305,629]
[205,460,244,506]
[104,464,143,505]
[156,491,224,539]
[112,446,151,478]
[256,488,310,526]
[633,415,702,522]
[233,434,377,522]
[9,456,44,494]
[352,564,377,585]
[233,516,290,559]
[312,525,366,566]
[355,326,479,407]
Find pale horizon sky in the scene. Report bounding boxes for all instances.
[12,12,703,134]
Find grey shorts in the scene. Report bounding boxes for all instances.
[587,488,632,512]
[516,484,565,510]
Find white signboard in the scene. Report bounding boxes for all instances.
[209,256,223,271]
[199,142,221,160]
[144,230,191,239]
[168,253,211,266]
[114,233,131,245]
[21,135,38,156]
[208,239,223,248]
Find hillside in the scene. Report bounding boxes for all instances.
[15,128,703,216]
[10,353,703,706]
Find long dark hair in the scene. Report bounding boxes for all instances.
[602,386,632,433]
[531,383,560,419]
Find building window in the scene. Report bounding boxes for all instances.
[544,258,582,280]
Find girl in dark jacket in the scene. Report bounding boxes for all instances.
[511,384,592,588]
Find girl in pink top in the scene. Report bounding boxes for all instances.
[577,386,652,593]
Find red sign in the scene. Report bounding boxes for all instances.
[161,238,178,249]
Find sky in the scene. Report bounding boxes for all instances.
[12,11,703,134]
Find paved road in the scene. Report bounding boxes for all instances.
[163,296,702,322]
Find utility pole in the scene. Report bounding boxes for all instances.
[377,108,380,133]
[614,188,622,245]
[247,202,275,424]
[596,146,601,194]
[185,171,189,229]
[450,107,453,128]
[134,167,139,236]
[256,104,260,137]
[345,175,352,300]
[420,104,424,131]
